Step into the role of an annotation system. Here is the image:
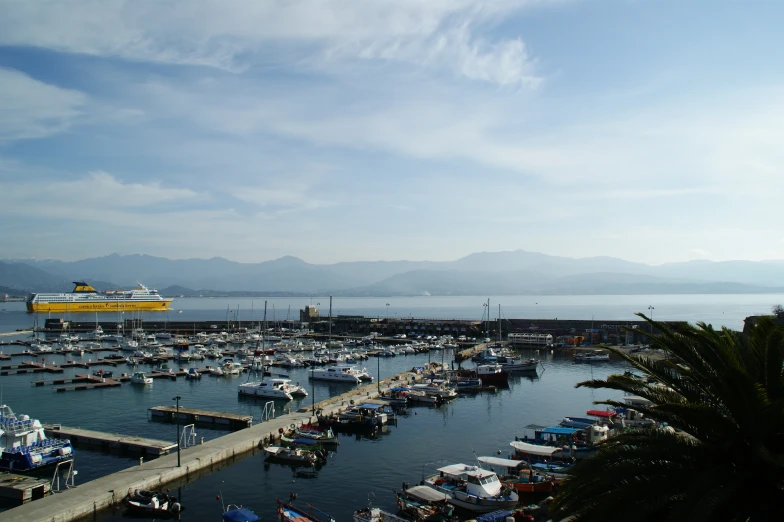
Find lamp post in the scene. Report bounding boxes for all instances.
[172,395,182,467]
[648,306,655,336]
[386,303,390,320]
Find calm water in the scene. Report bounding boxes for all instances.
[0,294,778,519]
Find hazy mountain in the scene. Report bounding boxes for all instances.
[3,251,784,296]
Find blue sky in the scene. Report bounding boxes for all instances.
[1,0,782,264]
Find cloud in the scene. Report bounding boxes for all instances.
[0,67,87,140]
[0,0,543,86]
[0,171,201,210]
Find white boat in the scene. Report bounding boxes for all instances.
[208,366,225,377]
[238,378,294,400]
[130,372,153,384]
[424,463,519,513]
[353,507,409,522]
[0,404,75,472]
[221,359,242,375]
[574,350,610,362]
[309,365,362,383]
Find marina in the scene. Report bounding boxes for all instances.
[0,296,777,521]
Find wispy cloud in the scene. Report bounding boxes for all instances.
[0,67,86,140]
[0,0,543,86]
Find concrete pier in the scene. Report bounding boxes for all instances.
[1,369,422,522]
[44,426,177,456]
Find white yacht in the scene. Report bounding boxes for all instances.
[310,365,364,383]
[238,378,295,400]
[130,372,153,385]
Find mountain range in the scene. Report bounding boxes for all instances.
[1,251,783,297]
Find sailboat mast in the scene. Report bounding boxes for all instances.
[328,296,332,341]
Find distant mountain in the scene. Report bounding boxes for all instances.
[3,250,784,296]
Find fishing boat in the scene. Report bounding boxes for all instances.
[573,350,610,362]
[223,504,261,522]
[124,489,182,516]
[476,456,556,494]
[130,372,153,384]
[396,485,455,522]
[322,403,396,432]
[353,506,410,522]
[0,404,75,472]
[475,364,509,387]
[264,446,325,466]
[496,356,539,372]
[238,378,294,400]
[26,281,173,313]
[294,425,338,444]
[277,499,335,522]
[423,463,519,513]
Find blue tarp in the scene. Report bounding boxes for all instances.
[222,507,260,522]
[389,387,409,392]
[358,403,383,410]
[541,426,581,435]
[476,510,513,522]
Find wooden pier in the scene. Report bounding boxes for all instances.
[0,473,50,502]
[148,406,253,430]
[44,426,177,456]
[0,362,64,375]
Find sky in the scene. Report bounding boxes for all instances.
[1,0,783,265]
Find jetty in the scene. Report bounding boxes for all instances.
[2,368,424,522]
[148,406,253,430]
[44,426,177,456]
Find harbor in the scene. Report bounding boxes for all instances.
[0,296,777,521]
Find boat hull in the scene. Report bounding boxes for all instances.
[27,300,173,313]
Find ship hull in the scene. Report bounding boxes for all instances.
[27,300,173,313]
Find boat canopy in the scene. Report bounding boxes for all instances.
[404,485,449,503]
[510,441,561,457]
[477,456,526,469]
[541,426,581,436]
[437,463,494,478]
[587,409,615,418]
[357,403,383,410]
[223,507,260,522]
[389,387,410,392]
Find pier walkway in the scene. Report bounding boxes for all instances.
[44,426,177,456]
[2,369,423,522]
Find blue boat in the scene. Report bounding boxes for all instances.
[0,404,74,472]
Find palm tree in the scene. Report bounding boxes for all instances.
[550,314,784,521]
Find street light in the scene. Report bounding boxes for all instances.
[172,395,182,467]
[648,305,655,335]
[386,303,390,321]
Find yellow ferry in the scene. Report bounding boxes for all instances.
[26,281,173,313]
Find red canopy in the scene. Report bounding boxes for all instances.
[587,409,615,418]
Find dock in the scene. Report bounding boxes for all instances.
[0,473,50,502]
[44,426,177,456]
[0,362,64,375]
[148,406,253,430]
[1,368,424,522]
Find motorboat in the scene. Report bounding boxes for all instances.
[208,366,225,376]
[475,364,509,387]
[238,378,294,400]
[294,425,338,444]
[323,403,396,431]
[125,489,182,516]
[477,456,555,494]
[92,369,113,378]
[309,365,362,384]
[222,359,242,375]
[185,368,202,380]
[573,350,610,362]
[496,356,539,372]
[130,372,153,384]
[0,405,75,472]
[263,446,325,466]
[424,463,519,513]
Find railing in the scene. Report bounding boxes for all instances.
[180,424,197,448]
[260,401,276,422]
